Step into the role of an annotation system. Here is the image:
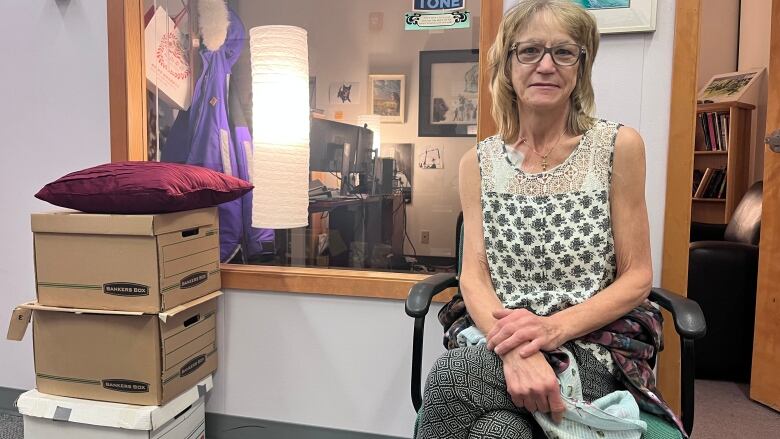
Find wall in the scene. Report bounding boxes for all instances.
[0,1,678,438]
[233,0,482,258]
[739,0,772,183]
[697,0,739,90]
[0,0,110,390]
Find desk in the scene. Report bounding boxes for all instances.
[307,194,404,268]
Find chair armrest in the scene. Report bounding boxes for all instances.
[689,222,726,242]
[648,288,707,339]
[405,273,458,318]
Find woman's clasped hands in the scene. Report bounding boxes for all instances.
[487,308,566,422]
[487,307,565,357]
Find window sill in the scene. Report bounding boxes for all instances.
[220,264,457,302]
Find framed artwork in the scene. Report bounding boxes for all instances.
[698,69,764,104]
[368,75,405,123]
[419,49,479,137]
[569,0,656,34]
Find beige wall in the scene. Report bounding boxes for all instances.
[739,0,772,183]
[697,0,740,90]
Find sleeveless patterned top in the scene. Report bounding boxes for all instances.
[477,119,622,371]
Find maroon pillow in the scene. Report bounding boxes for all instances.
[35,161,254,214]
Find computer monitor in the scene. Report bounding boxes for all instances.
[309,118,374,176]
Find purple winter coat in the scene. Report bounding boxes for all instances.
[162,8,273,262]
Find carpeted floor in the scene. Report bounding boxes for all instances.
[692,379,780,438]
[0,413,22,439]
[0,380,777,438]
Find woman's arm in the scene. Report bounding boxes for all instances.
[458,146,504,334]
[488,126,654,356]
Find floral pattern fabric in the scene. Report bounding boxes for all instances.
[478,119,620,371]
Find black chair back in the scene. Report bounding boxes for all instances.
[724,181,763,245]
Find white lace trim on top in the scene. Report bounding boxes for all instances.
[480,120,618,197]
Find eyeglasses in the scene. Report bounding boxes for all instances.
[509,42,585,66]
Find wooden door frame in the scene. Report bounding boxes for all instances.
[107,0,147,162]
[750,0,780,411]
[659,0,702,414]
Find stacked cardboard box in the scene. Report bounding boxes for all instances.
[7,207,222,437]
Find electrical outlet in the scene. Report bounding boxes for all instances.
[421,230,430,244]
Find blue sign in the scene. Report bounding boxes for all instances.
[413,0,465,12]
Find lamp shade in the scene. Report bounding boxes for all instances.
[356,114,381,154]
[249,25,310,229]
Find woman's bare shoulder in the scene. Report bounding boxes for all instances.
[614,125,645,157]
[459,145,481,199]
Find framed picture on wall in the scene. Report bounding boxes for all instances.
[569,0,656,34]
[419,49,479,137]
[368,75,405,123]
[697,68,764,104]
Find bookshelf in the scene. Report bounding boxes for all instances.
[691,101,754,224]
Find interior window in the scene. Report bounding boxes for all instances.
[145,0,481,274]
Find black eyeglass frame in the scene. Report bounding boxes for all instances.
[509,42,586,66]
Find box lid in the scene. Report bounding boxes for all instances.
[6,291,222,341]
[16,374,212,430]
[31,208,217,236]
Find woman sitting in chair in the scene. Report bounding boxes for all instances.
[416,1,685,438]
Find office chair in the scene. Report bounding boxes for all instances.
[688,181,762,382]
[406,223,706,438]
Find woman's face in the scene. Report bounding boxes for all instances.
[510,12,580,112]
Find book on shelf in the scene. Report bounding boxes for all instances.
[717,173,727,199]
[694,168,714,198]
[694,119,708,151]
[697,111,731,151]
[692,169,704,195]
[706,113,718,151]
[713,112,723,149]
[704,169,724,198]
[693,167,727,199]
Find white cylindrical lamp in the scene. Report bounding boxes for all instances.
[249,25,310,229]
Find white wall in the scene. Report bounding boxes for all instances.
[0,0,109,389]
[207,290,445,437]
[0,1,677,438]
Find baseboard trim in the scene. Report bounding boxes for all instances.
[0,386,22,415]
[205,412,405,439]
[0,387,404,439]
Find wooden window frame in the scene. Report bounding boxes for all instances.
[106,0,502,301]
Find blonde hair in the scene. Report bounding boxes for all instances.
[488,0,600,143]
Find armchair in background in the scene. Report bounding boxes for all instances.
[688,181,763,382]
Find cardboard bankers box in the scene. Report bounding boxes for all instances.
[7,292,220,405]
[31,208,221,312]
[18,375,212,439]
